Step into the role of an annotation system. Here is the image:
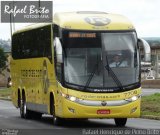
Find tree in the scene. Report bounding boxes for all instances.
[0,47,7,71]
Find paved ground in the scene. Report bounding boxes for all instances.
[0,100,160,135]
[142,88,160,96]
[0,88,159,134]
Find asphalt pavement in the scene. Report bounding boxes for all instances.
[0,88,160,135]
[142,88,160,96]
[0,100,160,135]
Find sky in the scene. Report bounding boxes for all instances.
[0,0,160,40]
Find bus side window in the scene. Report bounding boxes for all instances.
[12,25,52,61]
[12,34,19,59]
[12,33,25,59]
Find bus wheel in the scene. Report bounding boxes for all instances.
[52,104,63,125]
[114,118,127,127]
[32,111,42,119]
[53,116,63,126]
[20,95,32,119]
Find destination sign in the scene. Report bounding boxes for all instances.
[69,32,96,38]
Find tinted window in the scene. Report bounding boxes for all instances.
[12,25,52,61]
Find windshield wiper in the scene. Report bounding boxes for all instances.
[123,82,140,89]
[83,55,99,90]
[105,55,124,90]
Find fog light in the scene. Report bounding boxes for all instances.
[130,107,137,114]
[68,107,75,113]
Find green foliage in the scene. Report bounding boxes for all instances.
[0,88,11,98]
[0,47,7,70]
[141,93,160,116]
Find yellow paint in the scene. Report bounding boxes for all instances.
[11,11,140,119]
[56,96,141,118]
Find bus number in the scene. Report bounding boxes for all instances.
[124,90,138,98]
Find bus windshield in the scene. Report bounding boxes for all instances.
[62,31,140,92]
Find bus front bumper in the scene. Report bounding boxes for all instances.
[56,97,141,118]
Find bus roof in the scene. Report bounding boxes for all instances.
[13,11,135,35]
[13,23,51,35]
[53,11,135,31]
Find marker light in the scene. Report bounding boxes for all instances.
[61,93,69,98]
[9,81,12,86]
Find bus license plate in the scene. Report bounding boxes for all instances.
[97,109,110,114]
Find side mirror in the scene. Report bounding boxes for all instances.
[138,38,151,62]
[54,37,63,63]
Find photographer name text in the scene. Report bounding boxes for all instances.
[4,5,49,17]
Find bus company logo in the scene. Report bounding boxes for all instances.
[101,101,107,106]
[85,16,111,26]
[1,1,52,23]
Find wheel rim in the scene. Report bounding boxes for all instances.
[53,106,56,122]
[23,102,27,116]
[20,98,27,118]
[53,116,57,122]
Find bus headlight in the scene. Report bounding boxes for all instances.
[131,96,138,101]
[60,92,79,102]
[125,95,141,102]
[69,96,77,102]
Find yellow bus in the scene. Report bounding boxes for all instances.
[10,11,151,126]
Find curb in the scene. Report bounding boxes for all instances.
[141,115,160,120]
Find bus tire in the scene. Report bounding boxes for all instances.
[18,90,21,108]
[50,95,63,125]
[20,94,32,119]
[32,111,42,119]
[114,118,127,127]
[53,116,63,126]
